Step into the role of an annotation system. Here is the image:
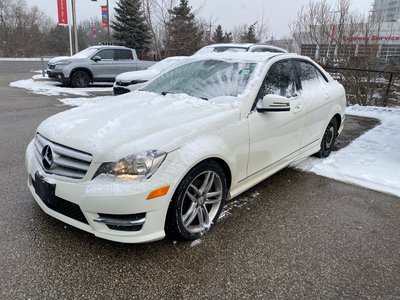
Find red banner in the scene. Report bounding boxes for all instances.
[57,0,68,25]
[101,6,108,28]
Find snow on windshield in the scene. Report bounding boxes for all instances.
[142,60,257,100]
[73,48,98,59]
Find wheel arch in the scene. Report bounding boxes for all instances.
[70,67,94,82]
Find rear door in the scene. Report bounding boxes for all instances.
[293,60,332,148]
[247,59,306,176]
[115,49,137,74]
[91,49,117,81]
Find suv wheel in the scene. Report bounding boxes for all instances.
[165,161,227,240]
[71,70,91,88]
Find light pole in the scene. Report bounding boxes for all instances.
[71,0,79,54]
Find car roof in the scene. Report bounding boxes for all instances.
[89,45,133,50]
[203,43,254,49]
[190,51,294,63]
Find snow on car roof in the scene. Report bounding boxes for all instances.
[202,43,254,49]
[189,51,289,63]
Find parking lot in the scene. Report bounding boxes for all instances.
[0,61,399,299]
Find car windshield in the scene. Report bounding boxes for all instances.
[72,48,98,59]
[141,59,257,100]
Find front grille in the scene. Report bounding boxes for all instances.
[116,80,130,87]
[32,176,88,224]
[34,133,92,179]
[113,87,130,95]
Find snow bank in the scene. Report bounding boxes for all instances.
[294,105,400,197]
[10,78,112,96]
[59,96,111,107]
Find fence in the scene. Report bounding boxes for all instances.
[323,66,400,107]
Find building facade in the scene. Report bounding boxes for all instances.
[371,0,400,22]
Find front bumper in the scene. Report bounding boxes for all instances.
[25,141,175,243]
[47,70,70,85]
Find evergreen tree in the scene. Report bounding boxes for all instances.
[111,0,151,55]
[165,0,203,56]
[212,25,224,43]
[212,25,232,43]
[223,32,233,43]
[241,23,259,43]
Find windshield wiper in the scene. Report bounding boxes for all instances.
[161,91,208,101]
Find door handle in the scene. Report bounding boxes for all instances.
[293,104,303,113]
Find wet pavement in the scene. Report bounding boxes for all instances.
[0,61,399,299]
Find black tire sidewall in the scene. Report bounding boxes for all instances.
[165,160,227,241]
[71,70,90,88]
[319,118,338,158]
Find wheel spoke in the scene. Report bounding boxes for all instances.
[184,205,199,227]
[186,191,198,203]
[199,172,211,194]
[190,184,201,196]
[206,191,222,198]
[205,198,221,205]
[197,206,204,227]
[202,205,210,226]
[203,172,215,194]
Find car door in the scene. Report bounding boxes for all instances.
[115,49,138,74]
[247,59,306,176]
[293,60,332,148]
[91,49,117,81]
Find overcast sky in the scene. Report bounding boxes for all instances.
[30,0,373,38]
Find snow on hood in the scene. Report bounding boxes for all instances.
[37,91,240,162]
[116,69,159,82]
[48,56,70,64]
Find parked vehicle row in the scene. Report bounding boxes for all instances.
[29,51,346,243]
[47,43,288,90]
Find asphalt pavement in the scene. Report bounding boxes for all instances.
[0,61,399,299]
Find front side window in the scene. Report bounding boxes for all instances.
[259,60,297,99]
[141,59,257,100]
[96,49,115,60]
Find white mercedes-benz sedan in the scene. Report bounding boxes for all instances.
[25,52,346,243]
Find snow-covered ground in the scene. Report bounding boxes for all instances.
[293,105,400,197]
[10,78,112,96]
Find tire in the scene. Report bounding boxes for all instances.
[317,117,338,158]
[70,70,91,88]
[165,160,227,240]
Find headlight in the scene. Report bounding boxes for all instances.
[94,150,167,180]
[55,61,72,68]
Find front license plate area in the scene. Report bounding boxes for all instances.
[34,172,57,206]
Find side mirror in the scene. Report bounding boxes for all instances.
[92,55,101,62]
[257,94,291,112]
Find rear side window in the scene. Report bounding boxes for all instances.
[117,50,133,60]
[96,49,115,60]
[295,60,328,86]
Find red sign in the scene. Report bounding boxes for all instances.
[101,6,108,28]
[57,0,68,25]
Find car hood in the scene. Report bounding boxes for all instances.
[116,69,160,82]
[48,56,70,64]
[37,91,240,162]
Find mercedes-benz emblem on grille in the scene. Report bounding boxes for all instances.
[41,145,53,170]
